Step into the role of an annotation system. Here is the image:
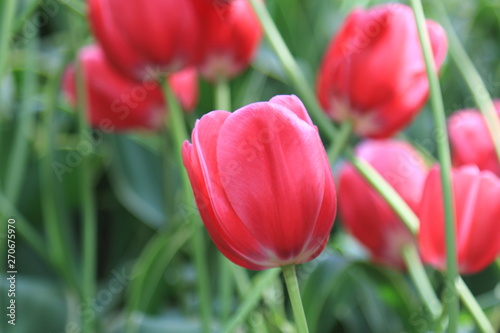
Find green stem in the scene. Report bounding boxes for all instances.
[215,78,233,322]
[5,36,38,203]
[0,0,16,78]
[402,244,442,319]
[248,0,337,140]
[231,265,252,296]
[222,269,280,333]
[435,297,448,333]
[346,151,419,234]
[220,256,234,321]
[125,224,194,333]
[76,58,97,333]
[56,0,85,16]
[456,278,495,333]
[282,265,309,333]
[230,265,269,333]
[409,2,458,332]
[435,2,500,166]
[12,0,41,35]
[0,191,48,262]
[40,30,79,293]
[215,77,231,111]
[162,80,212,333]
[327,121,352,165]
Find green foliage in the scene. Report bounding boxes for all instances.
[0,0,499,332]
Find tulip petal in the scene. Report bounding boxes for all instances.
[426,20,448,69]
[458,170,500,273]
[418,167,446,270]
[269,95,314,126]
[186,111,273,269]
[217,102,329,262]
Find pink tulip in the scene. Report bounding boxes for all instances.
[63,45,198,131]
[182,95,337,270]
[195,0,263,81]
[317,4,448,138]
[88,0,199,80]
[418,166,500,274]
[448,101,500,176]
[339,140,428,268]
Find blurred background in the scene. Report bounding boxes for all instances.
[0,0,499,332]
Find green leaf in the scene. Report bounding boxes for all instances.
[107,134,177,229]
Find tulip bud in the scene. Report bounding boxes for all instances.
[448,101,500,176]
[418,166,500,274]
[182,95,337,270]
[317,4,448,138]
[88,0,199,80]
[63,45,198,131]
[195,0,262,82]
[339,140,428,268]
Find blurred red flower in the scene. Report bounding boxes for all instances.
[317,4,448,138]
[88,0,199,80]
[195,0,263,82]
[418,166,500,274]
[63,45,198,131]
[448,101,500,176]
[339,140,428,268]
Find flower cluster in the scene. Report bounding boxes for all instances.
[63,0,262,131]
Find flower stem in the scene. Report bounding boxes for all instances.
[0,0,16,78]
[216,77,231,111]
[282,265,309,333]
[215,78,234,322]
[346,151,419,234]
[0,191,48,262]
[402,244,442,320]
[76,56,97,333]
[5,34,37,204]
[434,2,500,166]
[40,35,79,293]
[455,278,495,333]
[327,121,352,165]
[409,1,458,331]
[248,0,337,140]
[161,80,212,333]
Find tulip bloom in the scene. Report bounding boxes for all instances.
[418,166,500,274]
[339,140,428,268]
[88,0,199,80]
[317,4,448,138]
[195,0,262,82]
[448,101,500,176]
[63,45,198,131]
[182,95,337,270]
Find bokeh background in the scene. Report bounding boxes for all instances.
[0,0,499,332]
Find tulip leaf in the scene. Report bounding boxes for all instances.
[107,134,176,229]
[1,276,68,333]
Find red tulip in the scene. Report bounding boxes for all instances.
[195,0,262,82]
[63,45,198,131]
[182,95,337,270]
[88,0,199,80]
[448,101,500,176]
[339,140,428,268]
[418,166,500,274]
[317,4,448,138]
